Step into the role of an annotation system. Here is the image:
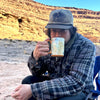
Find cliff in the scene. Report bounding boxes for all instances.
[0,0,100,42]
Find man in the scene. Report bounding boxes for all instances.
[12,9,95,100]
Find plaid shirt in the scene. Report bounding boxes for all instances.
[28,33,95,100]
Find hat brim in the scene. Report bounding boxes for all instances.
[45,24,72,29]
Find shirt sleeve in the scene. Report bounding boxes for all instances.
[30,42,96,100]
[28,51,47,76]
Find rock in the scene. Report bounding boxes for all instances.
[0,0,100,42]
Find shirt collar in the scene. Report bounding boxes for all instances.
[65,33,77,52]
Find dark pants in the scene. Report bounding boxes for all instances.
[22,75,86,100]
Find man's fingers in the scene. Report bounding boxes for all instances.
[11,85,22,99]
[39,52,49,56]
[38,41,48,45]
[34,40,50,59]
[36,45,49,49]
[45,38,50,41]
[12,91,19,98]
[15,96,21,100]
[14,84,22,92]
[39,48,49,52]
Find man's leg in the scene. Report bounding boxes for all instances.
[22,75,46,84]
[58,92,87,100]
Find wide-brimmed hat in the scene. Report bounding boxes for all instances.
[45,9,73,29]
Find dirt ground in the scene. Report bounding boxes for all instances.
[0,39,100,100]
[0,61,30,100]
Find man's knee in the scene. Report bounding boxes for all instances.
[22,75,34,84]
[22,75,45,84]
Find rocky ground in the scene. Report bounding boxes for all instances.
[0,39,100,100]
[0,39,37,100]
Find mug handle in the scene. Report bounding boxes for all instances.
[46,40,52,54]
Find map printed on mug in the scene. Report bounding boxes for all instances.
[51,37,65,57]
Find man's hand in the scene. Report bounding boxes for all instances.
[11,84,32,100]
[33,39,50,60]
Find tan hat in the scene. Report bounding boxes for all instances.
[45,9,73,29]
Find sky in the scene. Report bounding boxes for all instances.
[34,0,100,11]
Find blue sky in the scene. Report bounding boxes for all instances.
[34,0,100,11]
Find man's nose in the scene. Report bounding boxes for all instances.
[55,32,61,37]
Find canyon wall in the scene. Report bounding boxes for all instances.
[0,0,100,42]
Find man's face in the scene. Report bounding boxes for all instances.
[50,29,71,43]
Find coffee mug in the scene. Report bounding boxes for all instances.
[48,37,65,57]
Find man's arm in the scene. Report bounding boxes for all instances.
[28,40,49,76]
[28,51,47,76]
